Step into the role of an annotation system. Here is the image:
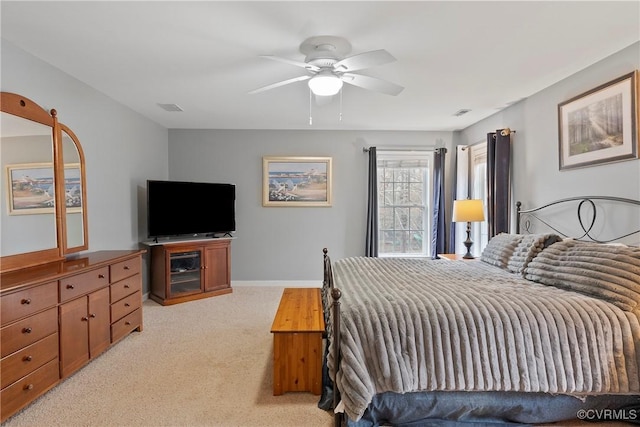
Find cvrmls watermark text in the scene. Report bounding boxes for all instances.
[577,408,638,421]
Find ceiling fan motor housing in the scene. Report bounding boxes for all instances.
[300,36,352,69]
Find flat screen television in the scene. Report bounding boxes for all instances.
[147,180,235,238]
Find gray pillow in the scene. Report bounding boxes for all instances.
[524,239,640,311]
[480,233,523,269]
[506,233,563,275]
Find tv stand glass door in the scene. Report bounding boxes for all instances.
[169,250,202,296]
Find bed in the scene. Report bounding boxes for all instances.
[321,196,640,426]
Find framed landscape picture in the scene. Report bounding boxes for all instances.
[7,163,82,215]
[262,156,332,207]
[558,70,639,170]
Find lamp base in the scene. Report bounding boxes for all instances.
[462,222,475,259]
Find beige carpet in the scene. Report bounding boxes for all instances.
[3,287,333,427]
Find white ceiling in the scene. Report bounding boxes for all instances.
[1,1,639,131]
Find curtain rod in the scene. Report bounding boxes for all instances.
[362,146,443,153]
[490,128,516,137]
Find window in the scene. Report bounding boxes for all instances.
[469,143,488,256]
[455,143,488,256]
[377,151,433,257]
[454,143,489,256]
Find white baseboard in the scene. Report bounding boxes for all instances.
[231,280,321,288]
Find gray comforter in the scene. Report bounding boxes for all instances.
[327,257,640,422]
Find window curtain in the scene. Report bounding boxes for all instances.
[365,147,378,257]
[431,147,446,258]
[487,130,511,237]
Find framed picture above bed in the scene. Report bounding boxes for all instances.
[558,70,639,170]
[262,156,332,207]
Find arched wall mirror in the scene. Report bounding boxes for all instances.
[0,92,89,272]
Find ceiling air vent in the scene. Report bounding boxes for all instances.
[453,109,471,117]
[157,103,184,112]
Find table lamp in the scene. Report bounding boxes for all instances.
[452,199,485,259]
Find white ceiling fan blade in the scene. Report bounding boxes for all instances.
[334,49,396,72]
[341,73,404,96]
[259,55,320,72]
[249,75,311,94]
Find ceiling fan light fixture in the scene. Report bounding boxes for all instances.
[308,73,343,96]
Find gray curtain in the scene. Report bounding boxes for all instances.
[365,147,378,257]
[431,148,447,258]
[487,131,511,237]
[449,148,460,254]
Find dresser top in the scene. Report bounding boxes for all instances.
[1,250,145,293]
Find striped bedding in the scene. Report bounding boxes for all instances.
[327,255,640,422]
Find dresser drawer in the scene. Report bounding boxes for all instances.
[1,359,58,420]
[110,275,141,303]
[111,308,141,343]
[0,308,58,358]
[1,282,58,325]
[110,257,141,283]
[1,333,58,389]
[59,267,109,303]
[111,291,141,323]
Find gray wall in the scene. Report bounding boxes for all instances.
[167,129,453,281]
[459,42,640,239]
[1,40,168,292]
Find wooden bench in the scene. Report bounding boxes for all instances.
[270,287,325,396]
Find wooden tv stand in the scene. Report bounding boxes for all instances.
[146,237,232,305]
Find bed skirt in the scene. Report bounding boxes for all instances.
[345,391,640,426]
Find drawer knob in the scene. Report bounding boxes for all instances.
[124,285,130,289]
[66,284,75,290]
[22,327,32,334]
[23,355,32,362]
[124,266,130,270]
[90,313,96,318]
[24,384,34,391]
[98,274,105,279]
[125,321,131,326]
[124,303,130,307]
[21,298,31,305]
[81,316,89,321]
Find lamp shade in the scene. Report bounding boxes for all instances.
[308,72,343,96]
[452,199,485,222]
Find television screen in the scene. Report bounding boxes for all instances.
[147,180,235,238]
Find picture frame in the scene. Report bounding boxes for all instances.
[262,156,332,207]
[558,70,639,170]
[7,163,82,215]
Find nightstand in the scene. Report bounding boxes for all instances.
[438,253,478,261]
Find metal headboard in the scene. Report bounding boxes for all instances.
[516,196,640,243]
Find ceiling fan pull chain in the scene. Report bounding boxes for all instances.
[309,88,313,125]
[339,88,343,122]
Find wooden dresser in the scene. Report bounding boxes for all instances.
[0,250,144,422]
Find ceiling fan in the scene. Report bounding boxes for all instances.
[249,35,404,97]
